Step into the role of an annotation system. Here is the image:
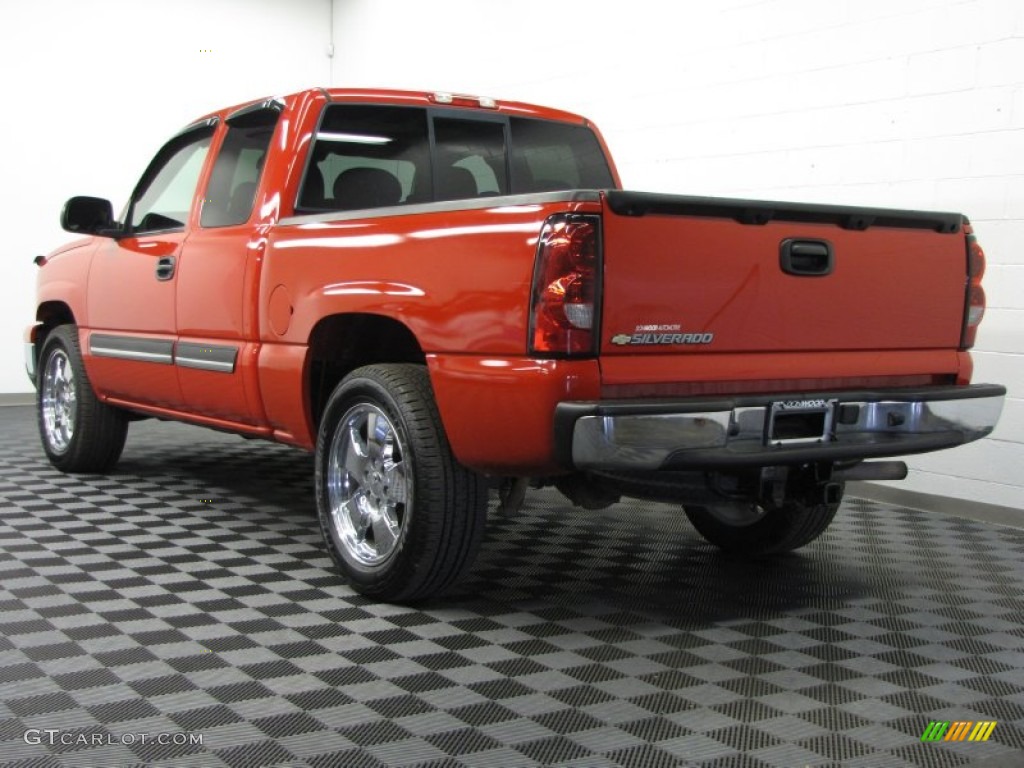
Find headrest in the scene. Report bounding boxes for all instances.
[333,167,402,209]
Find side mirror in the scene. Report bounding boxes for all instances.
[60,196,121,237]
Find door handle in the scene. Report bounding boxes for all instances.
[155,256,176,281]
[780,239,833,276]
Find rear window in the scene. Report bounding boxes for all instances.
[295,105,614,213]
[434,117,507,199]
[509,117,615,193]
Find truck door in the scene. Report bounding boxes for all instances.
[173,103,282,426]
[86,121,215,409]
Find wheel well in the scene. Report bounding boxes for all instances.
[34,302,76,361]
[307,314,426,428]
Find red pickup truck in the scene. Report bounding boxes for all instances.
[27,88,1005,600]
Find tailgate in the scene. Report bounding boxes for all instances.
[599,191,966,357]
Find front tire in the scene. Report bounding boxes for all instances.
[315,364,487,601]
[684,491,841,555]
[37,325,128,473]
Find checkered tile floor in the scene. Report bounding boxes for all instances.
[1,405,1022,767]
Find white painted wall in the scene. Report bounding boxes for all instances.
[332,0,1024,508]
[0,0,331,393]
[2,1,1019,508]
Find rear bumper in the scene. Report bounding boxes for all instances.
[555,384,1006,470]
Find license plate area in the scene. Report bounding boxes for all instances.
[766,399,836,446]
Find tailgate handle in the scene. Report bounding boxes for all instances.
[780,239,833,276]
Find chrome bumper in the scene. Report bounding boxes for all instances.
[25,341,37,385]
[558,384,1006,470]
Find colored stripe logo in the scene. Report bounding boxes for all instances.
[921,721,997,742]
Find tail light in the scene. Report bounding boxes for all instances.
[960,222,987,350]
[529,214,601,356]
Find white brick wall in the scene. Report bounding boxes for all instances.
[334,0,1024,508]
[2,1,1017,509]
[1,0,330,396]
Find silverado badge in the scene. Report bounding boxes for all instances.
[612,329,714,346]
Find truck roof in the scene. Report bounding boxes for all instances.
[190,87,592,131]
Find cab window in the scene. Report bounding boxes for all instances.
[297,105,429,212]
[129,125,214,233]
[202,107,280,227]
[294,105,616,214]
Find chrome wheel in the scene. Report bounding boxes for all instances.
[315,365,488,600]
[41,349,76,454]
[326,402,410,567]
[35,325,128,473]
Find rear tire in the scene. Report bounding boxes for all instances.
[315,364,487,601]
[684,492,841,555]
[37,325,128,473]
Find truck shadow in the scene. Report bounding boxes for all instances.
[102,420,899,626]
[450,488,887,626]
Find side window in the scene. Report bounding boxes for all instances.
[129,126,214,233]
[433,118,507,200]
[509,118,615,193]
[297,105,429,212]
[201,108,280,227]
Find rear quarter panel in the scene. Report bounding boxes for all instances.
[263,199,602,352]
[255,198,600,462]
